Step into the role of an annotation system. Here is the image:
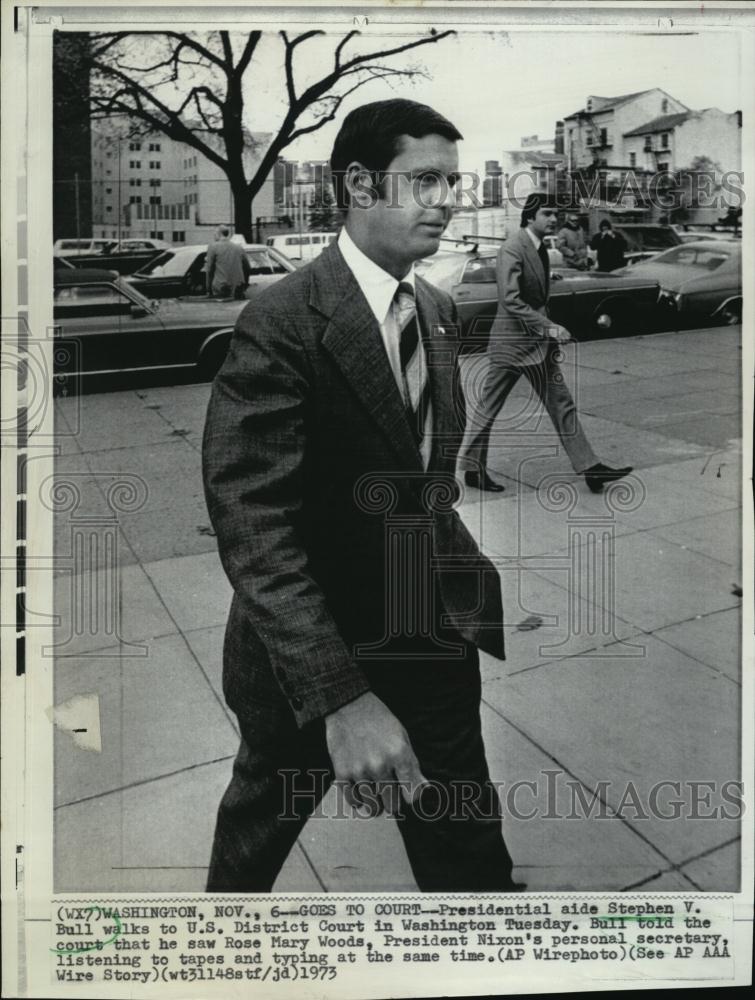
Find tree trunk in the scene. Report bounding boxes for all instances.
[231,183,254,242]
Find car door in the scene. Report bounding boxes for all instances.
[451,256,499,337]
[54,280,168,375]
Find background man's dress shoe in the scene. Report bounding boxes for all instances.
[464,470,505,493]
[584,463,633,493]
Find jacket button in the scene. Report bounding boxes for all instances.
[290,696,303,711]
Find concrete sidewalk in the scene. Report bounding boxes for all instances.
[52,325,744,894]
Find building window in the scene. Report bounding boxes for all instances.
[129,195,142,204]
[658,162,669,173]
[149,142,161,151]
[661,132,669,149]
[105,187,112,194]
[129,142,142,151]
[129,178,142,187]
[105,206,112,212]
[149,160,160,169]
[149,179,161,187]
[629,152,636,168]
[129,160,141,169]
[149,196,162,205]
[661,98,669,113]
[149,231,164,239]
[600,127,608,147]
[173,231,185,242]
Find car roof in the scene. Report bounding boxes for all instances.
[663,240,738,251]
[54,268,121,285]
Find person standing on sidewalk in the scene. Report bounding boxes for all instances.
[556,209,590,270]
[205,225,251,298]
[461,193,632,493]
[590,218,627,271]
[202,99,521,893]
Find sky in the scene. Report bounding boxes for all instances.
[94,26,745,177]
[235,28,744,174]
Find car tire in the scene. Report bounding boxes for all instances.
[198,337,230,381]
[591,298,637,337]
[719,299,742,325]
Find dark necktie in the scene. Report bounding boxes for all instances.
[537,242,550,283]
[394,281,431,450]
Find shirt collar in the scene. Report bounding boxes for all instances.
[524,226,543,250]
[525,227,542,252]
[338,228,415,326]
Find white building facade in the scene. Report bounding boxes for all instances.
[622,108,742,173]
[91,118,275,243]
[563,89,688,170]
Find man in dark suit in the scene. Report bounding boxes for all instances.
[202,99,519,892]
[461,193,632,493]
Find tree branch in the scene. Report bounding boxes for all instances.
[234,30,262,78]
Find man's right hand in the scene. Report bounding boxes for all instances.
[325,691,428,816]
[546,323,572,344]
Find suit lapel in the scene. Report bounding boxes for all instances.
[313,244,424,471]
[518,229,547,299]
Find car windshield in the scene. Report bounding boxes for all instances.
[136,250,188,277]
[419,253,470,290]
[462,257,497,283]
[115,276,154,310]
[245,248,290,274]
[653,245,732,270]
[621,227,679,250]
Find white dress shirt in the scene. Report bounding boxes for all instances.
[525,226,542,252]
[338,229,433,465]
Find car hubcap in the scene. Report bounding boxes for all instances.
[596,313,612,329]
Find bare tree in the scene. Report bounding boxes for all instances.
[87,29,454,238]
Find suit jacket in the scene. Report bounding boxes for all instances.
[202,241,505,731]
[488,227,553,367]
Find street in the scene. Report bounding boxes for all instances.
[52,324,742,893]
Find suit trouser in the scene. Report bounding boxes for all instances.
[463,349,598,474]
[206,646,516,893]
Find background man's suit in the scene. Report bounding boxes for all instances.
[463,227,598,474]
[202,240,516,892]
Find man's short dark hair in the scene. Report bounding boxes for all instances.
[599,218,613,230]
[520,192,555,228]
[330,99,462,209]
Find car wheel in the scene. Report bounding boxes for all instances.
[198,338,230,381]
[592,298,637,337]
[719,299,742,325]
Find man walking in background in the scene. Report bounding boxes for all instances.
[202,99,520,893]
[557,209,590,270]
[461,193,632,494]
[206,225,251,298]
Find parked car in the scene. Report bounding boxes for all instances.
[419,249,661,349]
[610,223,683,264]
[617,241,742,326]
[676,229,741,244]
[53,238,114,257]
[104,237,172,255]
[266,231,339,263]
[53,268,249,382]
[124,243,296,299]
[543,235,565,267]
